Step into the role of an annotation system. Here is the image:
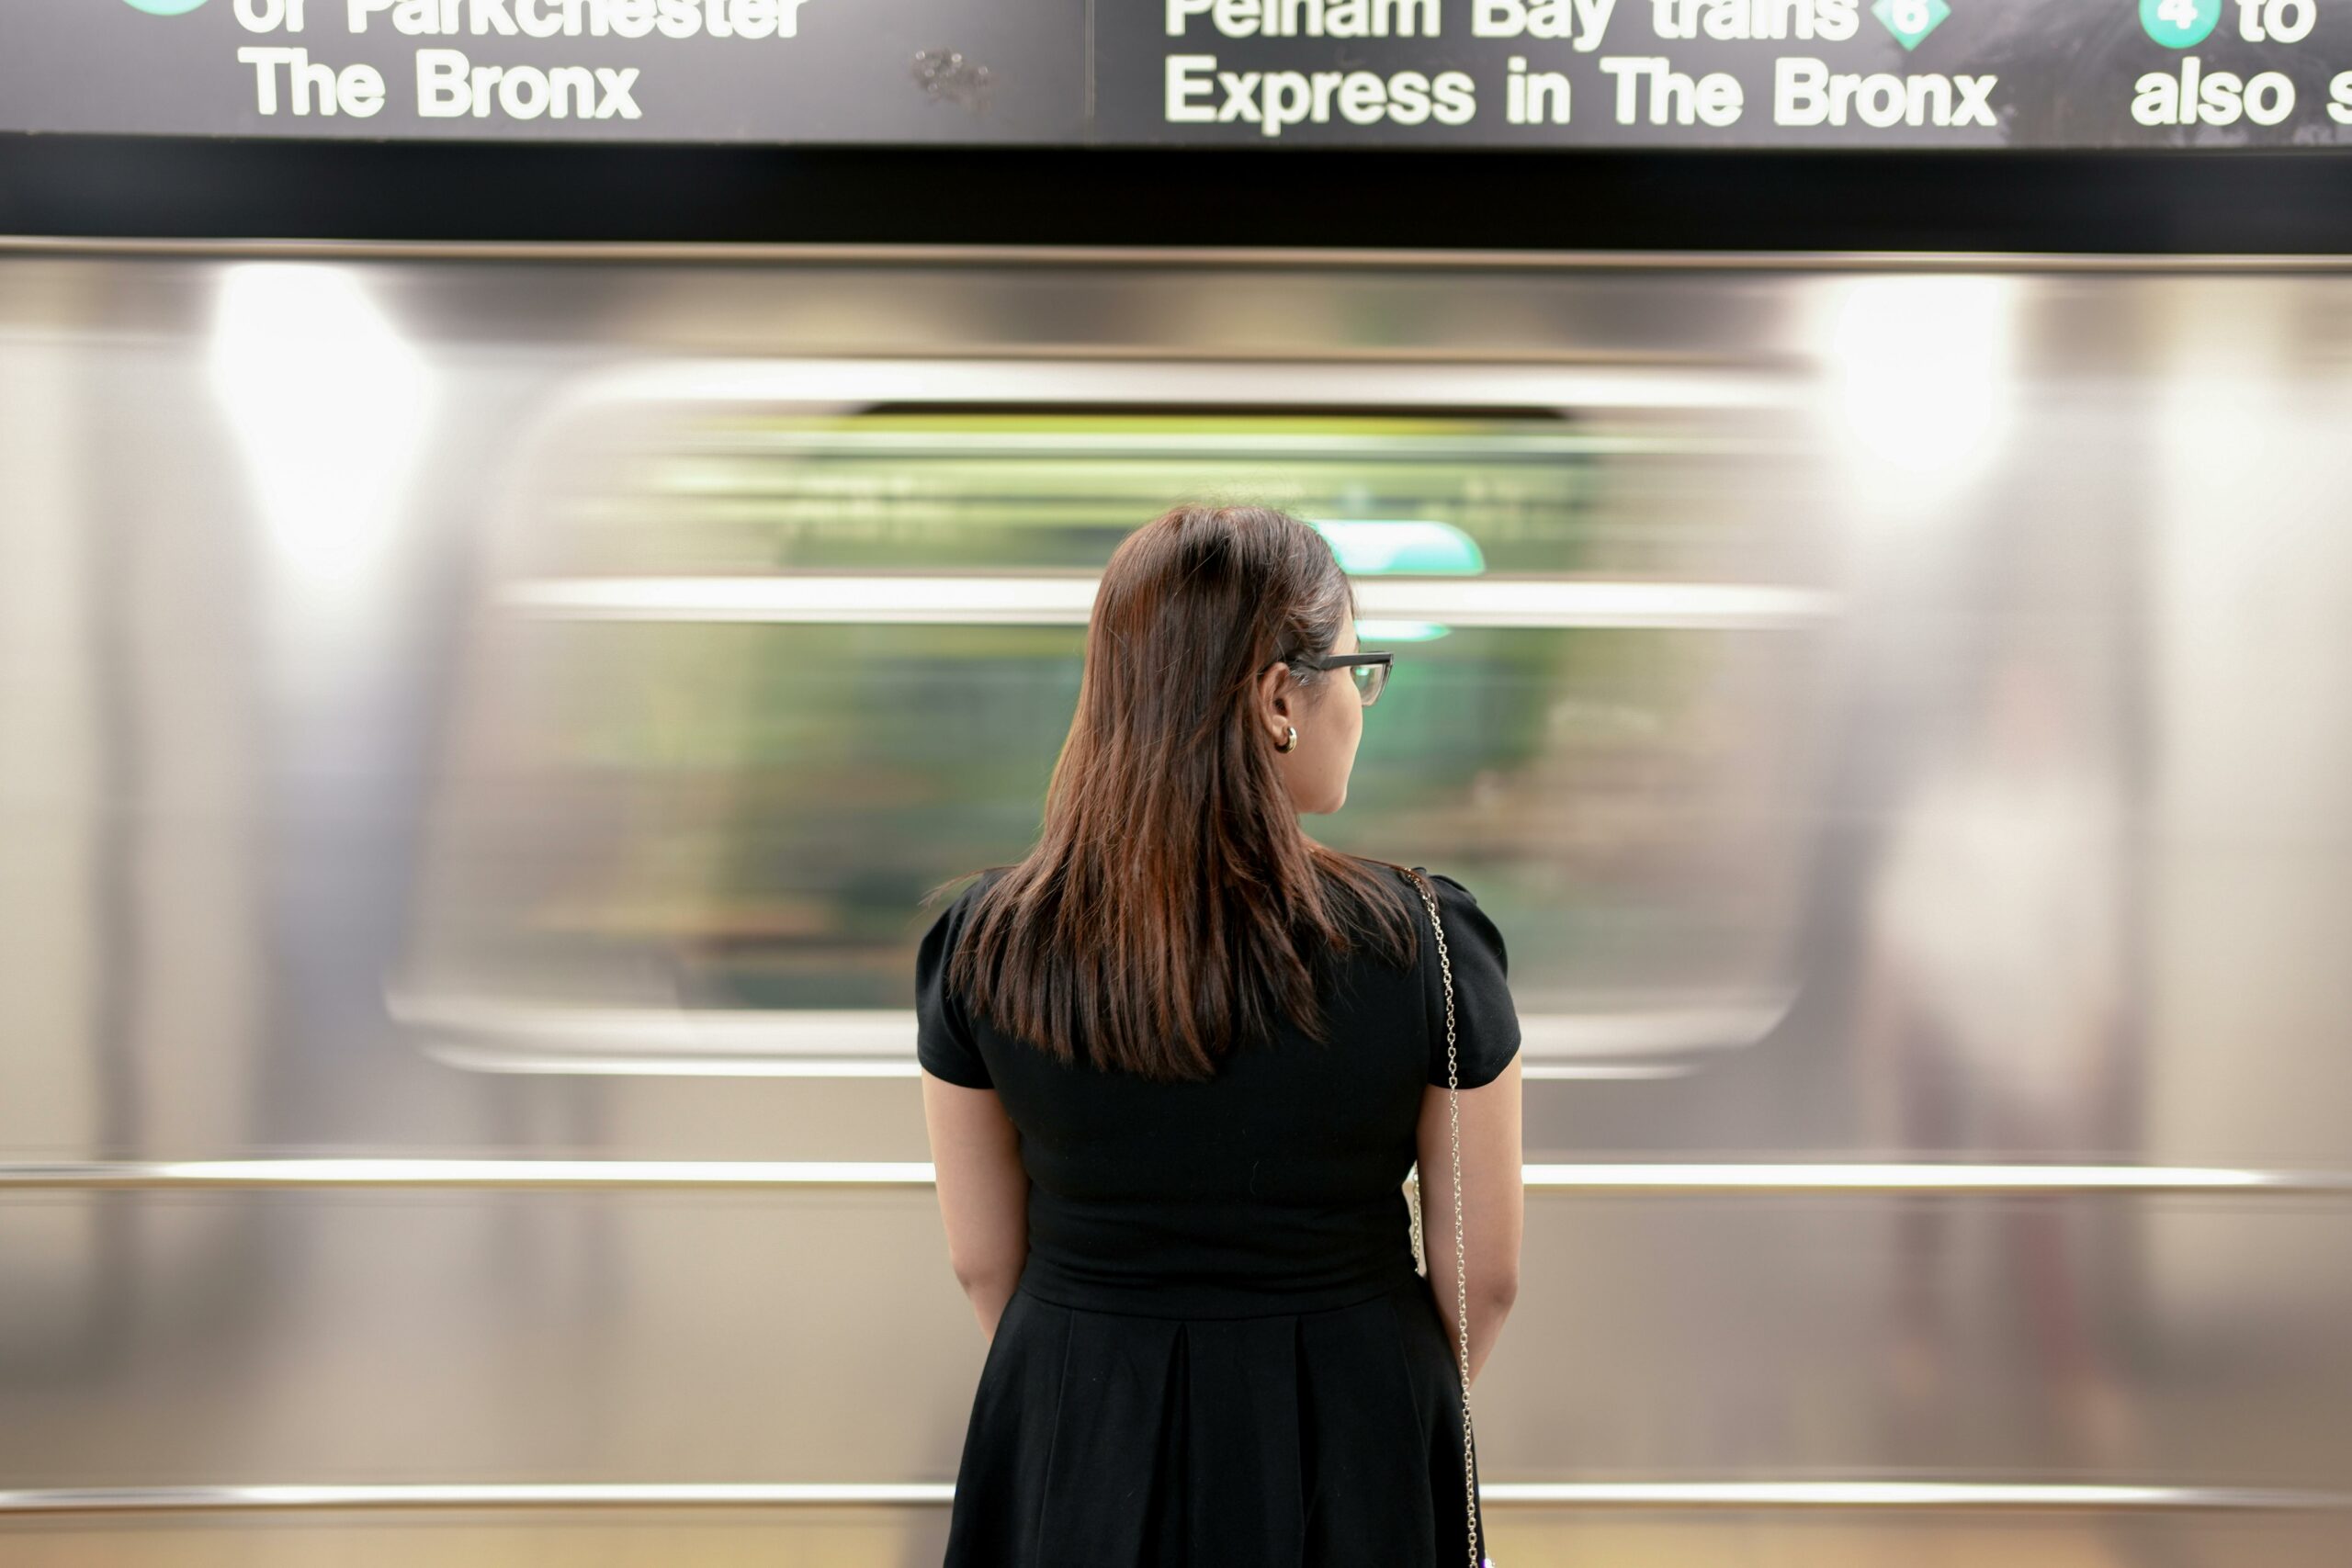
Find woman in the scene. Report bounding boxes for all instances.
[916,502,1525,1567]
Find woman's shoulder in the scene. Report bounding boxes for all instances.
[1397,863,1512,972]
[1323,854,1492,925]
[1327,858,1511,984]
[1394,863,1521,1087]
[1384,859,1489,908]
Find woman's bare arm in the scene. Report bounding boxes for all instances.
[921,1069,1031,1339]
[1414,1052,1523,1387]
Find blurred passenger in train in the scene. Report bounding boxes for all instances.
[1855,645,2135,1461]
[915,503,1523,1567]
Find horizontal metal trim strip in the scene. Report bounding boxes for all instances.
[4,1161,2348,1196]
[12,236,2352,274]
[1,1481,2344,1515]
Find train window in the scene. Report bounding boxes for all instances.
[390,359,1834,1078]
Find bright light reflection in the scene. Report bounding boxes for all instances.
[1827,276,2014,491]
[208,265,430,610]
[0,1479,2338,1511]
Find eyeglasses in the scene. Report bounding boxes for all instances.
[1289,649,1392,706]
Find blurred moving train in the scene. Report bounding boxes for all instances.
[4,244,2350,1565]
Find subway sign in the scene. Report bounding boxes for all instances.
[6,0,2352,146]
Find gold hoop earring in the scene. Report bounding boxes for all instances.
[1277,725,1298,752]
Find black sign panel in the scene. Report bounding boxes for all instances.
[6,0,2351,147]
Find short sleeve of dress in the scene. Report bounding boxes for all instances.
[915,885,993,1089]
[1413,869,1522,1090]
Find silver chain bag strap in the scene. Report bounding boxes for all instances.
[1400,866,1486,1568]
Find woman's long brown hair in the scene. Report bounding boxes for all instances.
[927,503,1424,1083]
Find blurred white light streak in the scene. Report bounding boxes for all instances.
[1484,1482,2350,1509]
[1826,276,2014,492]
[1,1480,2343,1512]
[208,265,430,609]
[389,994,1790,1079]
[388,997,919,1057]
[424,1046,929,1077]
[501,575,1838,630]
[675,430,1770,458]
[1518,1163,2331,1193]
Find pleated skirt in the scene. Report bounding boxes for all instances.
[940,1271,1489,1568]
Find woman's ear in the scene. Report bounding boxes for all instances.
[1259,659,1292,723]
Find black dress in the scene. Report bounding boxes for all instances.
[915,860,1522,1568]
